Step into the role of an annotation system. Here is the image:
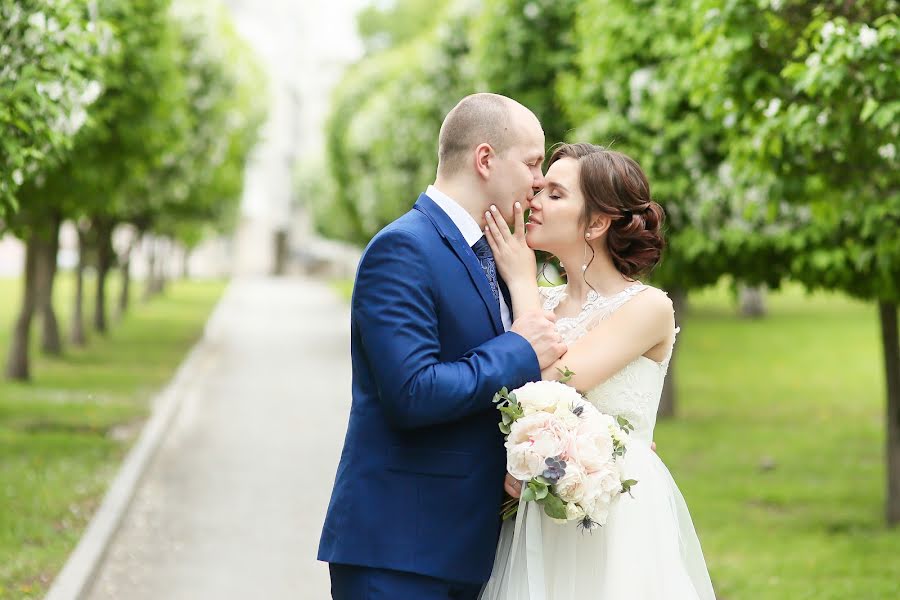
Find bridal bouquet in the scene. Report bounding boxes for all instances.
[495,373,636,530]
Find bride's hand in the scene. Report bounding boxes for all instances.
[484,202,536,286]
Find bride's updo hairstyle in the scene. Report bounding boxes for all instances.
[548,143,665,278]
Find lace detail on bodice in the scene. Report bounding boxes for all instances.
[539,283,678,444]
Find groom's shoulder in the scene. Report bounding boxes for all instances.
[366,208,435,249]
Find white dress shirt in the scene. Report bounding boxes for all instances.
[426,185,513,331]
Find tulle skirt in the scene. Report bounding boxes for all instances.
[480,444,715,600]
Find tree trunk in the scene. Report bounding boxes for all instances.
[181,245,190,280]
[117,240,133,319]
[5,234,40,380]
[739,284,767,318]
[156,237,168,295]
[39,214,62,355]
[93,219,114,333]
[273,229,288,276]
[879,302,900,525]
[70,225,87,346]
[144,233,157,301]
[658,287,688,419]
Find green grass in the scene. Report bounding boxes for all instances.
[0,272,226,599]
[333,276,899,598]
[661,283,898,600]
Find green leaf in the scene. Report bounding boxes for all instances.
[616,415,635,432]
[860,98,879,122]
[556,366,575,383]
[539,492,567,520]
[521,486,536,503]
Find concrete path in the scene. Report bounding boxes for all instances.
[84,276,351,600]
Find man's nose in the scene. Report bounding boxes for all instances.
[532,172,545,193]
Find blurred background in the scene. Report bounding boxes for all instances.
[1,0,898,598]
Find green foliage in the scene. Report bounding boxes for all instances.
[471,0,579,146]
[0,0,108,216]
[8,0,186,238]
[153,0,268,243]
[5,0,266,244]
[559,0,801,291]
[688,1,898,301]
[356,0,452,54]
[316,2,477,245]
[493,386,523,435]
[321,0,897,308]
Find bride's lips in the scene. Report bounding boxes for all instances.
[526,216,542,227]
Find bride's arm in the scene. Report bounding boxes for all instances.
[542,289,675,392]
[484,203,542,316]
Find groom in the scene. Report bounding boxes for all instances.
[318,93,566,599]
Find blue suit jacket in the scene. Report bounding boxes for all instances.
[318,193,541,584]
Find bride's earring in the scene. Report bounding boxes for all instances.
[582,233,591,272]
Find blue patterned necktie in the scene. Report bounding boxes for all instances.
[471,235,510,307]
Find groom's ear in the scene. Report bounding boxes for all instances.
[474,143,494,180]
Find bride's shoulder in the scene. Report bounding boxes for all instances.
[629,285,676,323]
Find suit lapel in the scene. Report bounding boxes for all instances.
[414,194,504,335]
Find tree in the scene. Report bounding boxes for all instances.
[691,0,899,523]
[0,0,107,217]
[557,0,802,417]
[2,0,108,378]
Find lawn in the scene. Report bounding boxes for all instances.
[0,272,226,599]
[665,284,899,599]
[333,278,900,599]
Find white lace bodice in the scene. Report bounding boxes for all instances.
[539,283,677,444]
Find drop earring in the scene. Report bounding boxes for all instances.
[582,233,591,271]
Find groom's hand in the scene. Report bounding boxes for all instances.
[504,472,522,499]
[511,310,566,370]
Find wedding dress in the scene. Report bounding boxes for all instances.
[480,283,715,600]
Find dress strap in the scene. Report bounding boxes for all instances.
[539,285,567,311]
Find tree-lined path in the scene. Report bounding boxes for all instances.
[85,277,349,600]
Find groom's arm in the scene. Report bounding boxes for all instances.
[355,229,541,430]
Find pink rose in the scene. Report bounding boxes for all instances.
[506,412,571,481]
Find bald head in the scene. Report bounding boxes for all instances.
[437,93,540,177]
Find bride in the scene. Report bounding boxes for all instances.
[479,143,715,600]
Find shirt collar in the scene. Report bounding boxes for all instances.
[426,185,484,247]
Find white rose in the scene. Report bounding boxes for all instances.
[554,462,588,504]
[575,417,616,472]
[513,380,582,414]
[552,400,583,429]
[589,505,611,526]
[565,502,585,522]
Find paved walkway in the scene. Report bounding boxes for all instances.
[85,276,351,599]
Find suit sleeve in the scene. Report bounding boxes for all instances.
[354,228,541,429]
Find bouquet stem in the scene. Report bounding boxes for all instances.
[500,496,519,520]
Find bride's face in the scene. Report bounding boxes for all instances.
[525,157,586,254]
